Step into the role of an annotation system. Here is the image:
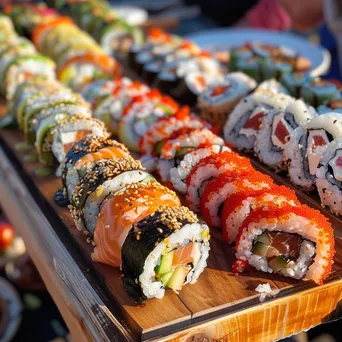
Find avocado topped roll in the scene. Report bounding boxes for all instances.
[121,206,210,302]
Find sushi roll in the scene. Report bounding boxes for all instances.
[69,157,154,234]
[139,106,208,156]
[121,206,210,302]
[200,171,274,228]
[156,128,225,182]
[300,79,341,107]
[261,57,293,81]
[224,90,293,152]
[318,99,342,114]
[234,57,264,83]
[173,71,223,106]
[186,151,253,212]
[51,116,109,163]
[60,136,130,203]
[2,54,56,100]
[234,204,335,285]
[280,72,311,97]
[91,181,181,267]
[222,185,299,243]
[93,80,150,134]
[228,44,254,70]
[254,99,316,171]
[170,144,231,194]
[57,52,121,92]
[118,93,179,152]
[316,137,342,215]
[99,19,144,56]
[285,113,342,191]
[198,72,257,128]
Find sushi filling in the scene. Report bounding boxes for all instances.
[251,231,315,278]
[271,112,298,150]
[154,242,201,291]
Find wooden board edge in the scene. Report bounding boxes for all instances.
[0,144,136,342]
[153,277,342,342]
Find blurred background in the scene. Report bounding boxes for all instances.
[0,0,341,341]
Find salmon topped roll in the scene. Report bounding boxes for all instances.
[186,151,253,212]
[200,171,274,229]
[234,204,335,285]
[91,181,181,268]
[122,206,210,302]
[69,157,150,235]
[222,185,300,243]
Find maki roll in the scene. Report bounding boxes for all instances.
[57,52,120,91]
[139,106,207,156]
[261,57,293,81]
[121,206,210,302]
[93,80,150,134]
[186,151,253,212]
[198,72,257,128]
[118,92,178,152]
[156,128,225,182]
[224,90,293,152]
[99,19,144,56]
[234,204,335,285]
[222,185,299,243]
[69,157,152,234]
[318,99,342,114]
[170,144,231,194]
[280,72,311,97]
[300,79,341,107]
[254,99,316,171]
[173,71,223,106]
[316,137,342,215]
[285,113,342,191]
[200,171,274,228]
[60,136,130,203]
[2,54,56,100]
[91,181,181,267]
[51,116,109,163]
[234,57,264,82]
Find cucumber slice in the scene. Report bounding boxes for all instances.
[160,272,174,286]
[167,265,191,291]
[153,141,164,155]
[268,255,289,272]
[175,147,193,158]
[255,232,271,245]
[252,242,279,258]
[155,252,174,275]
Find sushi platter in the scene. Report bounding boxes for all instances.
[0,1,342,341]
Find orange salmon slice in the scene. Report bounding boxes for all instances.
[63,130,92,153]
[172,242,197,266]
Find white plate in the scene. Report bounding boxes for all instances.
[111,6,148,26]
[186,28,331,77]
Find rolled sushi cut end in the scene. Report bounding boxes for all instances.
[121,206,210,302]
[51,116,109,163]
[235,204,335,285]
[316,137,342,216]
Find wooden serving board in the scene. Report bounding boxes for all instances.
[1,99,342,341]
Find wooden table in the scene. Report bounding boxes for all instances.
[1,115,342,342]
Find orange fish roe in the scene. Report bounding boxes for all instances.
[123,90,162,116]
[222,185,299,242]
[200,170,268,227]
[186,151,253,188]
[236,204,335,285]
